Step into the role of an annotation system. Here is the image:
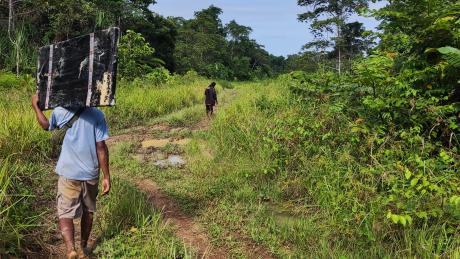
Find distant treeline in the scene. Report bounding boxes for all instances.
[0,1,320,80]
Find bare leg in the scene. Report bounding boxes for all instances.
[59,218,77,258]
[80,210,94,250]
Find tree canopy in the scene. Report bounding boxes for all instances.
[0,2,285,80]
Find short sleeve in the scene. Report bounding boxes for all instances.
[95,113,109,142]
[48,110,58,130]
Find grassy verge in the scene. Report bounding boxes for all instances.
[194,79,460,258]
[0,71,211,257]
[120,78,460,258]
[105,75,214,131]
[93,177,191,258]
[0,73,53,255]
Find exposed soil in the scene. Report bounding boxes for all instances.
[107,118,274,259]
[34,89,274,259]
[132,178,228,259]
[141,138,170,149]
[108,122,231,258]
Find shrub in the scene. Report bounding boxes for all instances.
[218,80,234,89]
[0,72,36,90]
[118,30,164,79]
[144,67,172,86]
[0,72,20,89]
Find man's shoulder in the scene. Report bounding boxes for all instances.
[50,107,71,122]
[86,108,108,128]
[85,107,105,117]
[52,106,67,115]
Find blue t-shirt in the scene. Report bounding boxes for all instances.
[49,107,109,180]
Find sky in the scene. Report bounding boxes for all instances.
[150,1,387,57]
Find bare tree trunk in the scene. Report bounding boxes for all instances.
[338,28,341,76]
[16,41,19,76]
[336,17,342,76]
[8,0,14,39]
[336,0,342,76]
[8,0,20,77]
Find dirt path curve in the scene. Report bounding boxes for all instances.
[132,178,228,259]
[109,123,274,259]
[33,89,274,259]
[107,115,231,258]
[106,89,275,259]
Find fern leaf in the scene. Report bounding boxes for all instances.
[437,46,460,67]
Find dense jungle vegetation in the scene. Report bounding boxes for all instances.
[1,0,460,258]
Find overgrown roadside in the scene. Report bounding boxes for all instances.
[103,86,274,258]
[0,73,226,258]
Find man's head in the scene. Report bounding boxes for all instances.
[209,82,216,88]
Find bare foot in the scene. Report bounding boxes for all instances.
[67,250,78,259]
[78,247,90,259]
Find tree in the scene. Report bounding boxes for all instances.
[285,51,328,72]
[328,21,375,69]
[173,6,280,80]
[118,30,164,79]
[298,0,369,75]
[0,2,283,79]
[127,12,178,71]
[225,20,266,79]
[173,6,229,77]
[3,0,34,76]
[225,20,251,43]
[374,0,460,135]
[8,0,14,38]
[340,22,374,57]
[0,0,166,73]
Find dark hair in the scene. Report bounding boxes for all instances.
[209,82,216,87]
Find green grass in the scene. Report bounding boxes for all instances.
[198,80,460,258]
[105,76,217,131]
[94,178,191,259]
[206,80,460,258]
[0,71,213,256]
[3,69,460,258]
[114,78,460,258]
[156,104,204,128]
[0,159,16,253]
[0,73,53,255]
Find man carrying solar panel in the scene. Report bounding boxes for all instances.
[31,94,111,259]
[31,27,119,259]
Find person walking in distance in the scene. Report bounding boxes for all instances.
[31,94,111,259]
[205,82,218,118]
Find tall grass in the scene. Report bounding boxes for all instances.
[168,78,460,258]
[94,178,191,259]
[106,76,210,130]
[0,72,51,255]
[0,159,14,254]
[0,71,211,256]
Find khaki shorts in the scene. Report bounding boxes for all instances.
[57,176,99,219]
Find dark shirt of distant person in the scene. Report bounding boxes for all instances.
[204,82,218,118]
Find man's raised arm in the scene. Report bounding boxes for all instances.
[31,94,50,130]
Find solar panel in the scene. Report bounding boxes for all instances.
[37,27,120,110]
